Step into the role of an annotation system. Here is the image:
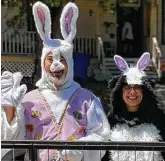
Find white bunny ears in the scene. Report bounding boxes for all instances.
[60,2,79,43]
[114,52,150,72]
[33,1,78,44]
[114,52,151,85]
[33,2,51,41]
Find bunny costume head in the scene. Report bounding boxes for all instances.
[33,1,78,90]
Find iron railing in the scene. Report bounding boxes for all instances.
[1,140,165,161]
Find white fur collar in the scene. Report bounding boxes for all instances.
[40,81,80,123]
[110,124,163,161]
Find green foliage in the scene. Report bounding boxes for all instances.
[98,0,110,12]
[1,0,63,8]
[1,0,64,30]
[98,0,116,13]
[1,0,21,7]
[2,0,26,31]
[44,0,62,7]
[2,0,117,30]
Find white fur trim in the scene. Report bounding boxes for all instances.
[33,1,51,41]
[110,124,163,161]
[124,67,146,85]
[60,2,79,43]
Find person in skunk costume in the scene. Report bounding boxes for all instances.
[102,52,165,161]
[1,1,110,161]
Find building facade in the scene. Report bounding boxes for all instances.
[1,0,165,80]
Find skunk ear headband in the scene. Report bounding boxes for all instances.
[114,52,151,85]
[114,52,150,72]
[33,1,78,44]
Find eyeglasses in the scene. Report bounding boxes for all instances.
[123,85,142,91]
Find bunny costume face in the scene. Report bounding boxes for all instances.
[33,1,78,90]
[114,52,151,85]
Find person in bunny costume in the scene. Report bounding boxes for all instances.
[1,1,110,161]
[102,52,165,161]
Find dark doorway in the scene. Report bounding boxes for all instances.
[117,1,143,58]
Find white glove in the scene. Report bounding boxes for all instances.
[1,71,27,107]
[60,150,83,161]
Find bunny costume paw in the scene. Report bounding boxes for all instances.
[1,71,27,107]
[60,150,83,161]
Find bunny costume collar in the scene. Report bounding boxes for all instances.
[114,52,151,85]
[32,2,78,90]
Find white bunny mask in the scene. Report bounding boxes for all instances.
[32,1,79,90]
[114,52,151,85]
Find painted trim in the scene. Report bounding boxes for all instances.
[1,56,35,62]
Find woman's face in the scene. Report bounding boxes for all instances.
[122,84,143,112]
[44,53,68,79]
